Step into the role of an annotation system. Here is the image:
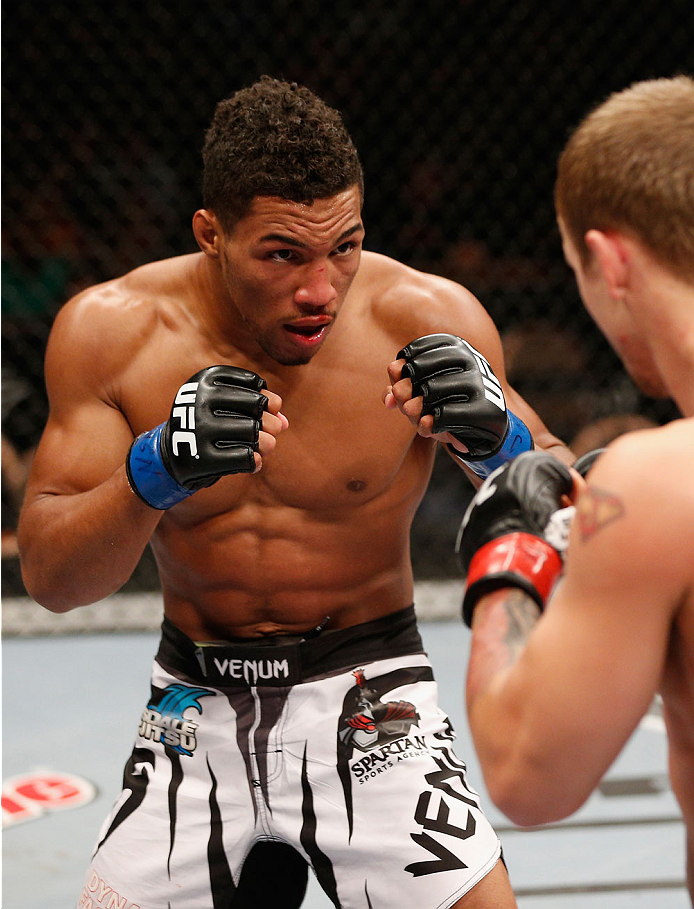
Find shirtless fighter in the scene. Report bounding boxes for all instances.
[456,76,694,903]
[18,76,571,909]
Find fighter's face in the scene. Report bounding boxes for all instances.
[217,187,364,365]
[558,220,668,398]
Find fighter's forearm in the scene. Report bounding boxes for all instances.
[18,465,162,612]
[447,435,574,489]
[466,587,541,708]
[535,433,575,467]
[465,587,558,822]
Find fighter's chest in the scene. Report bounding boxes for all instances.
[260,380,420,506]
[120,339,427,511]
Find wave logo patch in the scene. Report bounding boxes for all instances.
[139,684,213,756]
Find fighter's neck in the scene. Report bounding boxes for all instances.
[627,261,694,417]
[188,253,257,356]
[650,339,694,418]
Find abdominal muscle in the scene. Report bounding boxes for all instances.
[149,488,421,641]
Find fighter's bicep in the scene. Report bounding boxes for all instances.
[29,293,138,496]
[26,397,134,498]
[443,290,510,382]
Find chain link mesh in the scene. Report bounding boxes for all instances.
[3,0,692,625]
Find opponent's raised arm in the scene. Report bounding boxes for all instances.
[18,300,287,612]
[457,439,685,825]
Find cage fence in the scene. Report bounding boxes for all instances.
[2,0,691,631]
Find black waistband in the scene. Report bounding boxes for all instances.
[155,606,424,688]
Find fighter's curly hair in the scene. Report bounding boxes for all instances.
[202,76,364,230]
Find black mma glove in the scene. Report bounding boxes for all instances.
[573,448,607,478]
[455,450,573,626]
[126,365,269,509]
[397,333,533,478]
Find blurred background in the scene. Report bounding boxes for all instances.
[3,0,693,606]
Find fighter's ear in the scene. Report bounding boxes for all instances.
[192,209,222,258]
[585,229,628,302]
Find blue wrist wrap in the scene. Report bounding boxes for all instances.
[458,411,534,479]
[126,424,195,510]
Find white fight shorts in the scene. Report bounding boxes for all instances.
[77,607,502,909]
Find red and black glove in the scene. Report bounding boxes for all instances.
[455,451,573,627]
[572,448,606,478]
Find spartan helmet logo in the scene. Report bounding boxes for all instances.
[339,669,420,754]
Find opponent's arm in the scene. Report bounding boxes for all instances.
[458,439,685,825]
[18,303,286,612]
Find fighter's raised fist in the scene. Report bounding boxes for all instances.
[127,365,287,509]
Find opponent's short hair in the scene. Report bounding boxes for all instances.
[202,76,364,230]
[555,75,694,283]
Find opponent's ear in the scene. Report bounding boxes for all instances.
[584,230,628,301]
[192,209,221,258]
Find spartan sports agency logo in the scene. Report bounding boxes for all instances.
[338,669,420,756]
[139,683,214,756]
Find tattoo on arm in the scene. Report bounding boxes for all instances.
[576,485,625,541]
[466,588,541,704]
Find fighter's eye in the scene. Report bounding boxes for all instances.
[332,242,356,257]
[269,249,295,262]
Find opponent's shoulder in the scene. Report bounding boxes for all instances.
[581,419,694,550]
[560,420,693,630]
[358,251,489,342]
[592,419,694,487]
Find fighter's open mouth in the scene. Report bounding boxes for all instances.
[283,321,331,343]
[285,325,323,337]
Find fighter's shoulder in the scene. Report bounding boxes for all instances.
[359,251,484,333]
[45,255,197,397]
[51,255,191,345]
[566,421,694,611]
[585,420,694,533]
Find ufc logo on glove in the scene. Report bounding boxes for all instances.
[126,366,269,509]
[397,333,533,478]
[171,381,199,457]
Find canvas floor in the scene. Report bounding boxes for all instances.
[2,612,688,908]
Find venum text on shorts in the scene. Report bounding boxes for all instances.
[211,656,290,684]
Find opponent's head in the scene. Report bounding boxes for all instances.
[202,76,364,231]
[555,75,694,284]
[555,76,694,397]
[195,78,365,366]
